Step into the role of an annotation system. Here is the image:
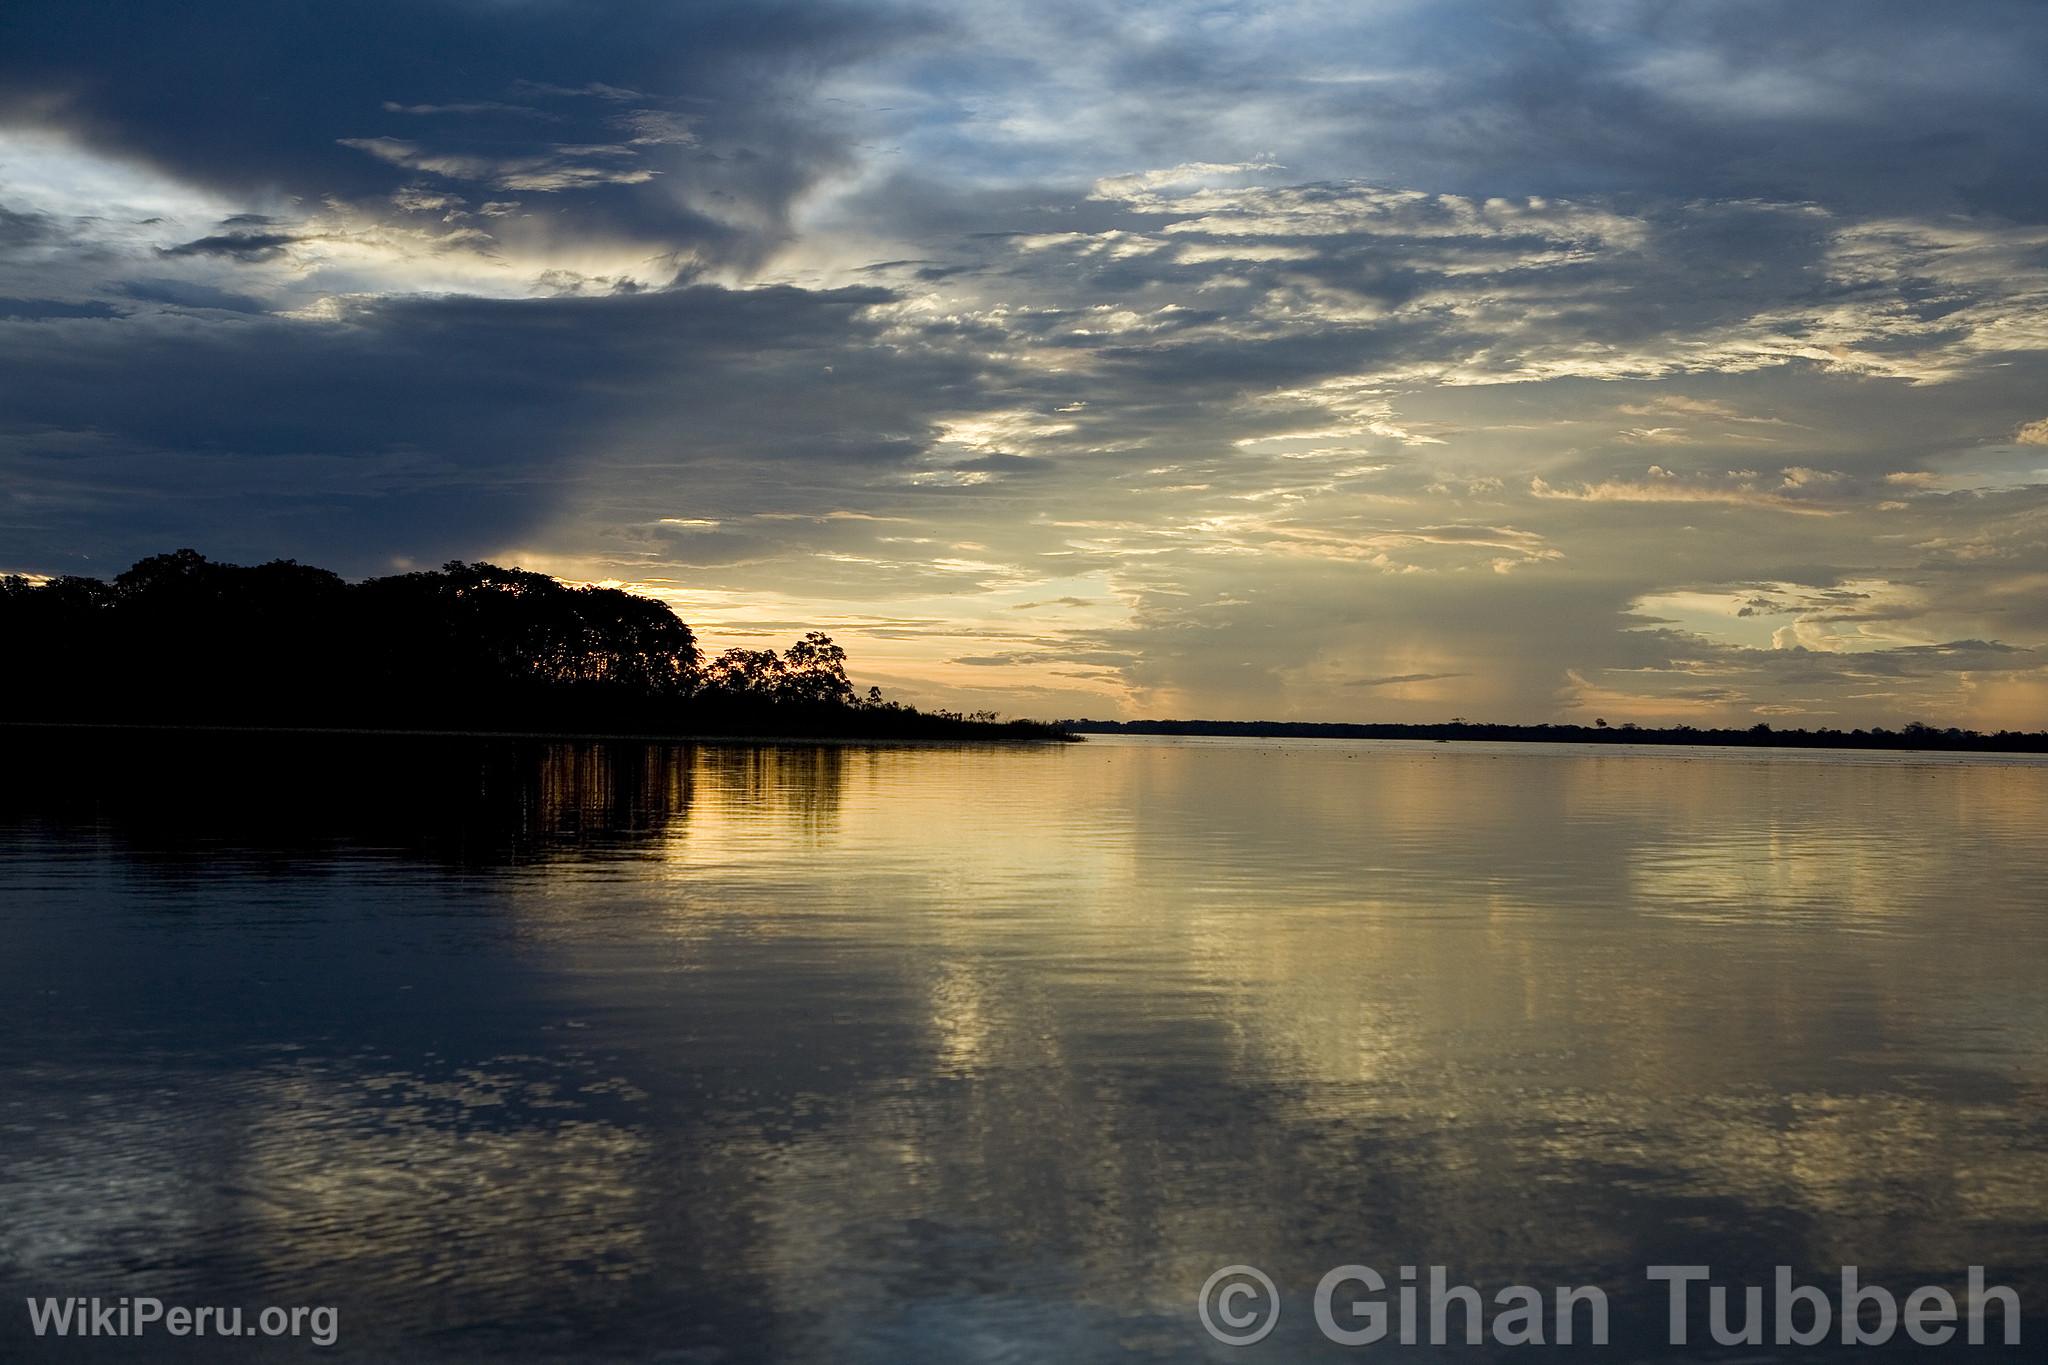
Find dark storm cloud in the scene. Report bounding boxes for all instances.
[116,279,270,314]
[0,282,991,573]
[0,295,116,320]
[0,203,54,249]
[158,230,303,261]
[869,0,2048,221]
[0,0,929,265]
[1367,0,2048,216]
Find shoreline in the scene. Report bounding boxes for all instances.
[0,720,1078,748]
[1063,721,2048,756]
[10,719,2047,756]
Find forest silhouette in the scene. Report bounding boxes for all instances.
[1,550,1063,740]
[1064,717,2048,754]
[10,550,2043,751]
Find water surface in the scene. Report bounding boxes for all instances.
[3,734,2046,1360]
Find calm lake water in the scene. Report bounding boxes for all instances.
[3,734,2046,1361]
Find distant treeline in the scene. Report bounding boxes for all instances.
[1061,718,2048,753]
[1,550,1065,741]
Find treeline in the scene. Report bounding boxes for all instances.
[1,550,1063,741]
[1061,718,2048,753]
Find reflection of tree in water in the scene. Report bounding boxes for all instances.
[693,744,848,839]
[0,733,721,870]
[524,741,696,856]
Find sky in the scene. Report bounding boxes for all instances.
[4,1,2048,726]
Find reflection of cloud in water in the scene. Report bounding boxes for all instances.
[4,736,2048,1357]
[1,1051,656,1351]
[565,741,2048,1341]
[240,1059,652,1305]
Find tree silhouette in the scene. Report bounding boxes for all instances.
[704,648,786,699]
[779,631,854,707]
[0,550,1058,740]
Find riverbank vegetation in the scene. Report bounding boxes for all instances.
[1,551,1065,741]
[1062,718,2048,753]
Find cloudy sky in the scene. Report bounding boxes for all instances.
[5,1,2048,725]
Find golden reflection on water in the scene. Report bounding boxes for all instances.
[554,741,2048,1340]
[3,735,2047,1358]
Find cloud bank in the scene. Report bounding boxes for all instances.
[4,0,2048,724]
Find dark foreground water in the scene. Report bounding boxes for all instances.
[2,733,2045,1362]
